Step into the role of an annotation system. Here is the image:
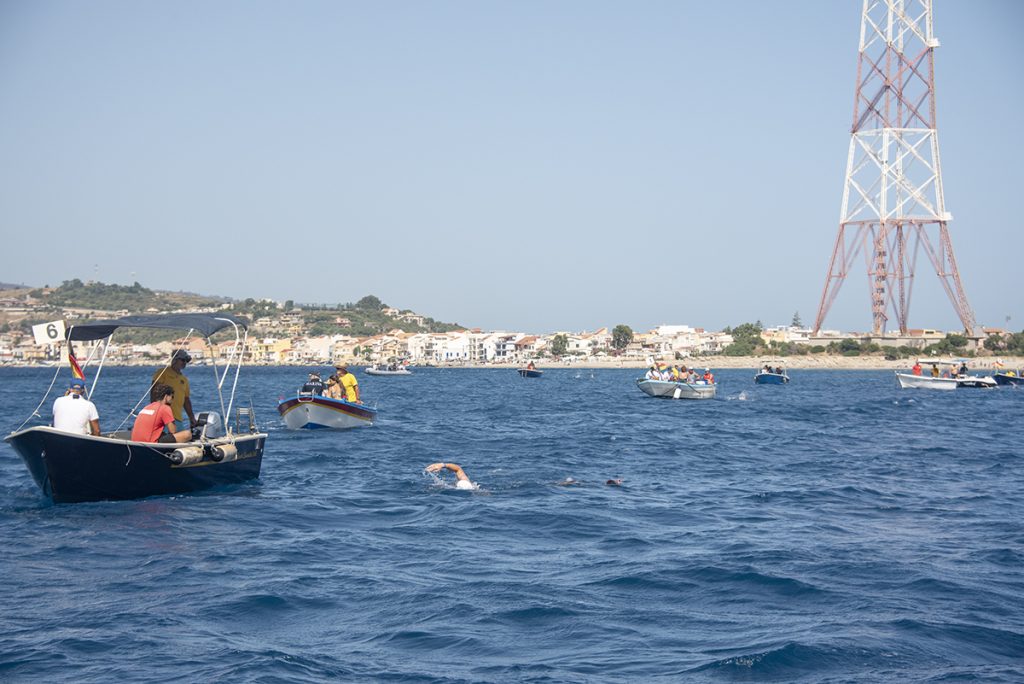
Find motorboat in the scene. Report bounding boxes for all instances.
[955,375,998,389]
[636,378,716,400]
[994,372,1024,386]
[897,358,997,390]
[277,391,377,429]
[517,367,543,378]
[5,314,266,504]
[365,362,412,376]
[895,372,958,390]
[754,360,789,384]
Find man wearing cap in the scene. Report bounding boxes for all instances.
[152,349,197,428]
[334,362,360,403]
[52,379,100,436]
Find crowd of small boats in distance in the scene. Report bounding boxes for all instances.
[10,310,1022,507]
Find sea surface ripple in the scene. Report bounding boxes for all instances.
[1,366,1022,682]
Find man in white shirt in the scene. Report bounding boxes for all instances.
[52,379,100,436]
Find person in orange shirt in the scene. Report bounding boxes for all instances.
[911,361,922,376]
[132,384,193,443]
[702,369,715,384]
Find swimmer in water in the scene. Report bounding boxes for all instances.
[605,478,623,486]
[425,462,477,490]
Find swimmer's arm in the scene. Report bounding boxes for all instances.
[425,462,468,479]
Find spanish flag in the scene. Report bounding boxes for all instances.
[67,340,85,381]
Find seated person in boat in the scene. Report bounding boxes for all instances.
[131,384,193,443]
[526,361,536,370]
[324,374,343,399]
[702,369,714,384]
[426,462,477,490]
[645,366,660,380]
[52,378,100,436]
[334,363,360,403]
[763,364,772,374]
[302,372,325,395]
[775,366,783,375]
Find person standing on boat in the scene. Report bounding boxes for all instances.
[912,361,922,376]
[52,378,100,436]
[334,363,360,403]
[425,462,477,490]
[931,363,940,378]
[152,349,197,428]
[132,384,193,443]
[957,361,969,378]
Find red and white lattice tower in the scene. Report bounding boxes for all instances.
[813,0,976,335]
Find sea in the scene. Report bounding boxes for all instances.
[1,366,1022,683]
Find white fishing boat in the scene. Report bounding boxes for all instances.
[895,372,958,390]
[897,359,997,390]
[636,378,716,400]
[364,360,413,376]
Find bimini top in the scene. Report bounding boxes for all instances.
[67,313,250,341]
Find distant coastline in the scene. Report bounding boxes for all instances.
[5,355,1020,372]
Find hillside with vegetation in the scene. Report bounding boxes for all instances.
[5,281,464,342]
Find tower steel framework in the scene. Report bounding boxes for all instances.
[813,0,975,335]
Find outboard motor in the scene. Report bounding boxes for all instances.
[194,411,224,439]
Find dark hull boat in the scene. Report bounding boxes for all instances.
[517,368,543,378]
[6,427,264,504]
[994,373,1024,386]
[754,371,789,385]
[7,313,266,503]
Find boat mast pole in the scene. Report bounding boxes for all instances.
[207,334,228,425]
[223,326,249,432]
[88,336,112,400]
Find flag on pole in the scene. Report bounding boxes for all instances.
[68,341,85,381]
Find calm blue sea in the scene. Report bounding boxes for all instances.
[1,366,1022,682]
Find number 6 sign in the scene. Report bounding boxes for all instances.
[32,319,66,346]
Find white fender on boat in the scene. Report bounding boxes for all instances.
[170,446,205,466]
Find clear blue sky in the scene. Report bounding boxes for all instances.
[1,1,1021,333]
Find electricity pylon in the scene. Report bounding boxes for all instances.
[813,0,975,335]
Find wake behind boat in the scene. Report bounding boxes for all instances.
[5,314,266,504]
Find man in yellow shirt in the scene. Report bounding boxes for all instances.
[334,363,360,403]
[152,349,197,427]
